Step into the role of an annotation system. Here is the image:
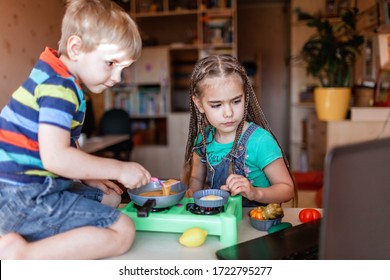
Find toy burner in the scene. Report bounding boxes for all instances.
[186,203,224,215]
[121,196,242,246]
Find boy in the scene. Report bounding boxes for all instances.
[0,0,151,259]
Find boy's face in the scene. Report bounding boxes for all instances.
[193,76,245,142]
[75,43,134,93]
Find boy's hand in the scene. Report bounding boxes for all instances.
[118,162,151,189]
[82,179,123,195]
[221,174,257,201]
[186,188,194,197]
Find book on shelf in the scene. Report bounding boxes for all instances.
[202,16,232,45]
[104,86,167,117]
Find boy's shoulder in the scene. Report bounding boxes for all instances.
[30,48,80,93]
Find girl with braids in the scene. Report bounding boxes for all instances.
[182,55,296,207]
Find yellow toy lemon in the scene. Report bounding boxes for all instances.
[179,227,208,247]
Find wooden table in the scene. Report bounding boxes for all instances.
[80,134,130,154]
[106,207,322,260]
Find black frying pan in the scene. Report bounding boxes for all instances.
[127,181,186,216]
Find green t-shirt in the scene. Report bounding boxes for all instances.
[195,123,282,187]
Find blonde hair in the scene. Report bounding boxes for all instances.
[182,55,298,206]
[59,0,141,59]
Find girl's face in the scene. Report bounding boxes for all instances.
[193,75,245,142]
[75,43,134,93]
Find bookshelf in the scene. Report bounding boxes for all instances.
[104,1,237,177]
[104,46,170,145]
[107,0,237,146]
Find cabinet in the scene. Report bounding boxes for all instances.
[307,116,390,170]
[104,0,237,178]
[128,0,237,113]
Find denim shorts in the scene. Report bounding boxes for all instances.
[0,177,121,241]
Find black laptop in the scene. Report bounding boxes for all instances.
[216,137,390,260]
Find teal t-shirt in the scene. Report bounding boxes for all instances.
[195,123,282,187]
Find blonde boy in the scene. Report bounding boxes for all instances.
[0,0,150,259]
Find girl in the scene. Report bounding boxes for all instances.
[182,55,297,207]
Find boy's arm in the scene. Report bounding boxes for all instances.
[38,124,150,189]
[187,152,206,196]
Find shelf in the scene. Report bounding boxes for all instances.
[135,9,198,18]
[130,0,236,55]
[291,102,315,108]
[169,43,199,50]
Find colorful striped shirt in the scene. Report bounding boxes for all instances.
[0,47,86,185]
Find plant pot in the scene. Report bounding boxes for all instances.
[314,87,351,121]
[354,87,374,107]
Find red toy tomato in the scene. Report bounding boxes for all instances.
[299,208,321,223]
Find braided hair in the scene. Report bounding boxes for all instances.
[181,54,297,206]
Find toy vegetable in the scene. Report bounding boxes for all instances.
[298,208,321,223]
[249,203,284,220]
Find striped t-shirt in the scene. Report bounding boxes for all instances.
[0,47,86,185]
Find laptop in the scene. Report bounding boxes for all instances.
[216,137,390,260]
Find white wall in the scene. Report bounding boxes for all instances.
[0,0,64,108]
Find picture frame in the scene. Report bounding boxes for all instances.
[374,69,390,106]
[382,0,390,25]
[377,33,390,70]
[363,35,378,82]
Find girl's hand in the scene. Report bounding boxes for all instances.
[221,174,257,201]
[82,179,123,195]
[118,162,151,189]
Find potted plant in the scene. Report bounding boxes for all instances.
[295,7,364,120]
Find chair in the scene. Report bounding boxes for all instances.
[98,109,133,161]
[293,171,324,208]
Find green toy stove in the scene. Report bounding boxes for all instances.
[120,195,242,246]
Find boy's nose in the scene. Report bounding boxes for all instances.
[111,70,122,84]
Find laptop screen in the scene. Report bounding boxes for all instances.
[319,137,390,259]
[216,137,390,260]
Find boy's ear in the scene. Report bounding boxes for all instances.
[192,95,205,113]
[66,35,83,60]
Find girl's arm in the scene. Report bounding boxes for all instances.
[222,158,294,204]
[187,152,207,196]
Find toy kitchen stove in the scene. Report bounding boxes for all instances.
[120,195,242,246]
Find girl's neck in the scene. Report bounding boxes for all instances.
[215,121,249,144]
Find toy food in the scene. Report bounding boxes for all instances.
[200,195,223,201]
[249,203,284,220]
[298,208,321,223]
[179,227,208,248]
[139,190,177,197]
[162,179,179,196]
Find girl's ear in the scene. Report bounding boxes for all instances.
[192,95,205,113]
[66,35,83,61]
